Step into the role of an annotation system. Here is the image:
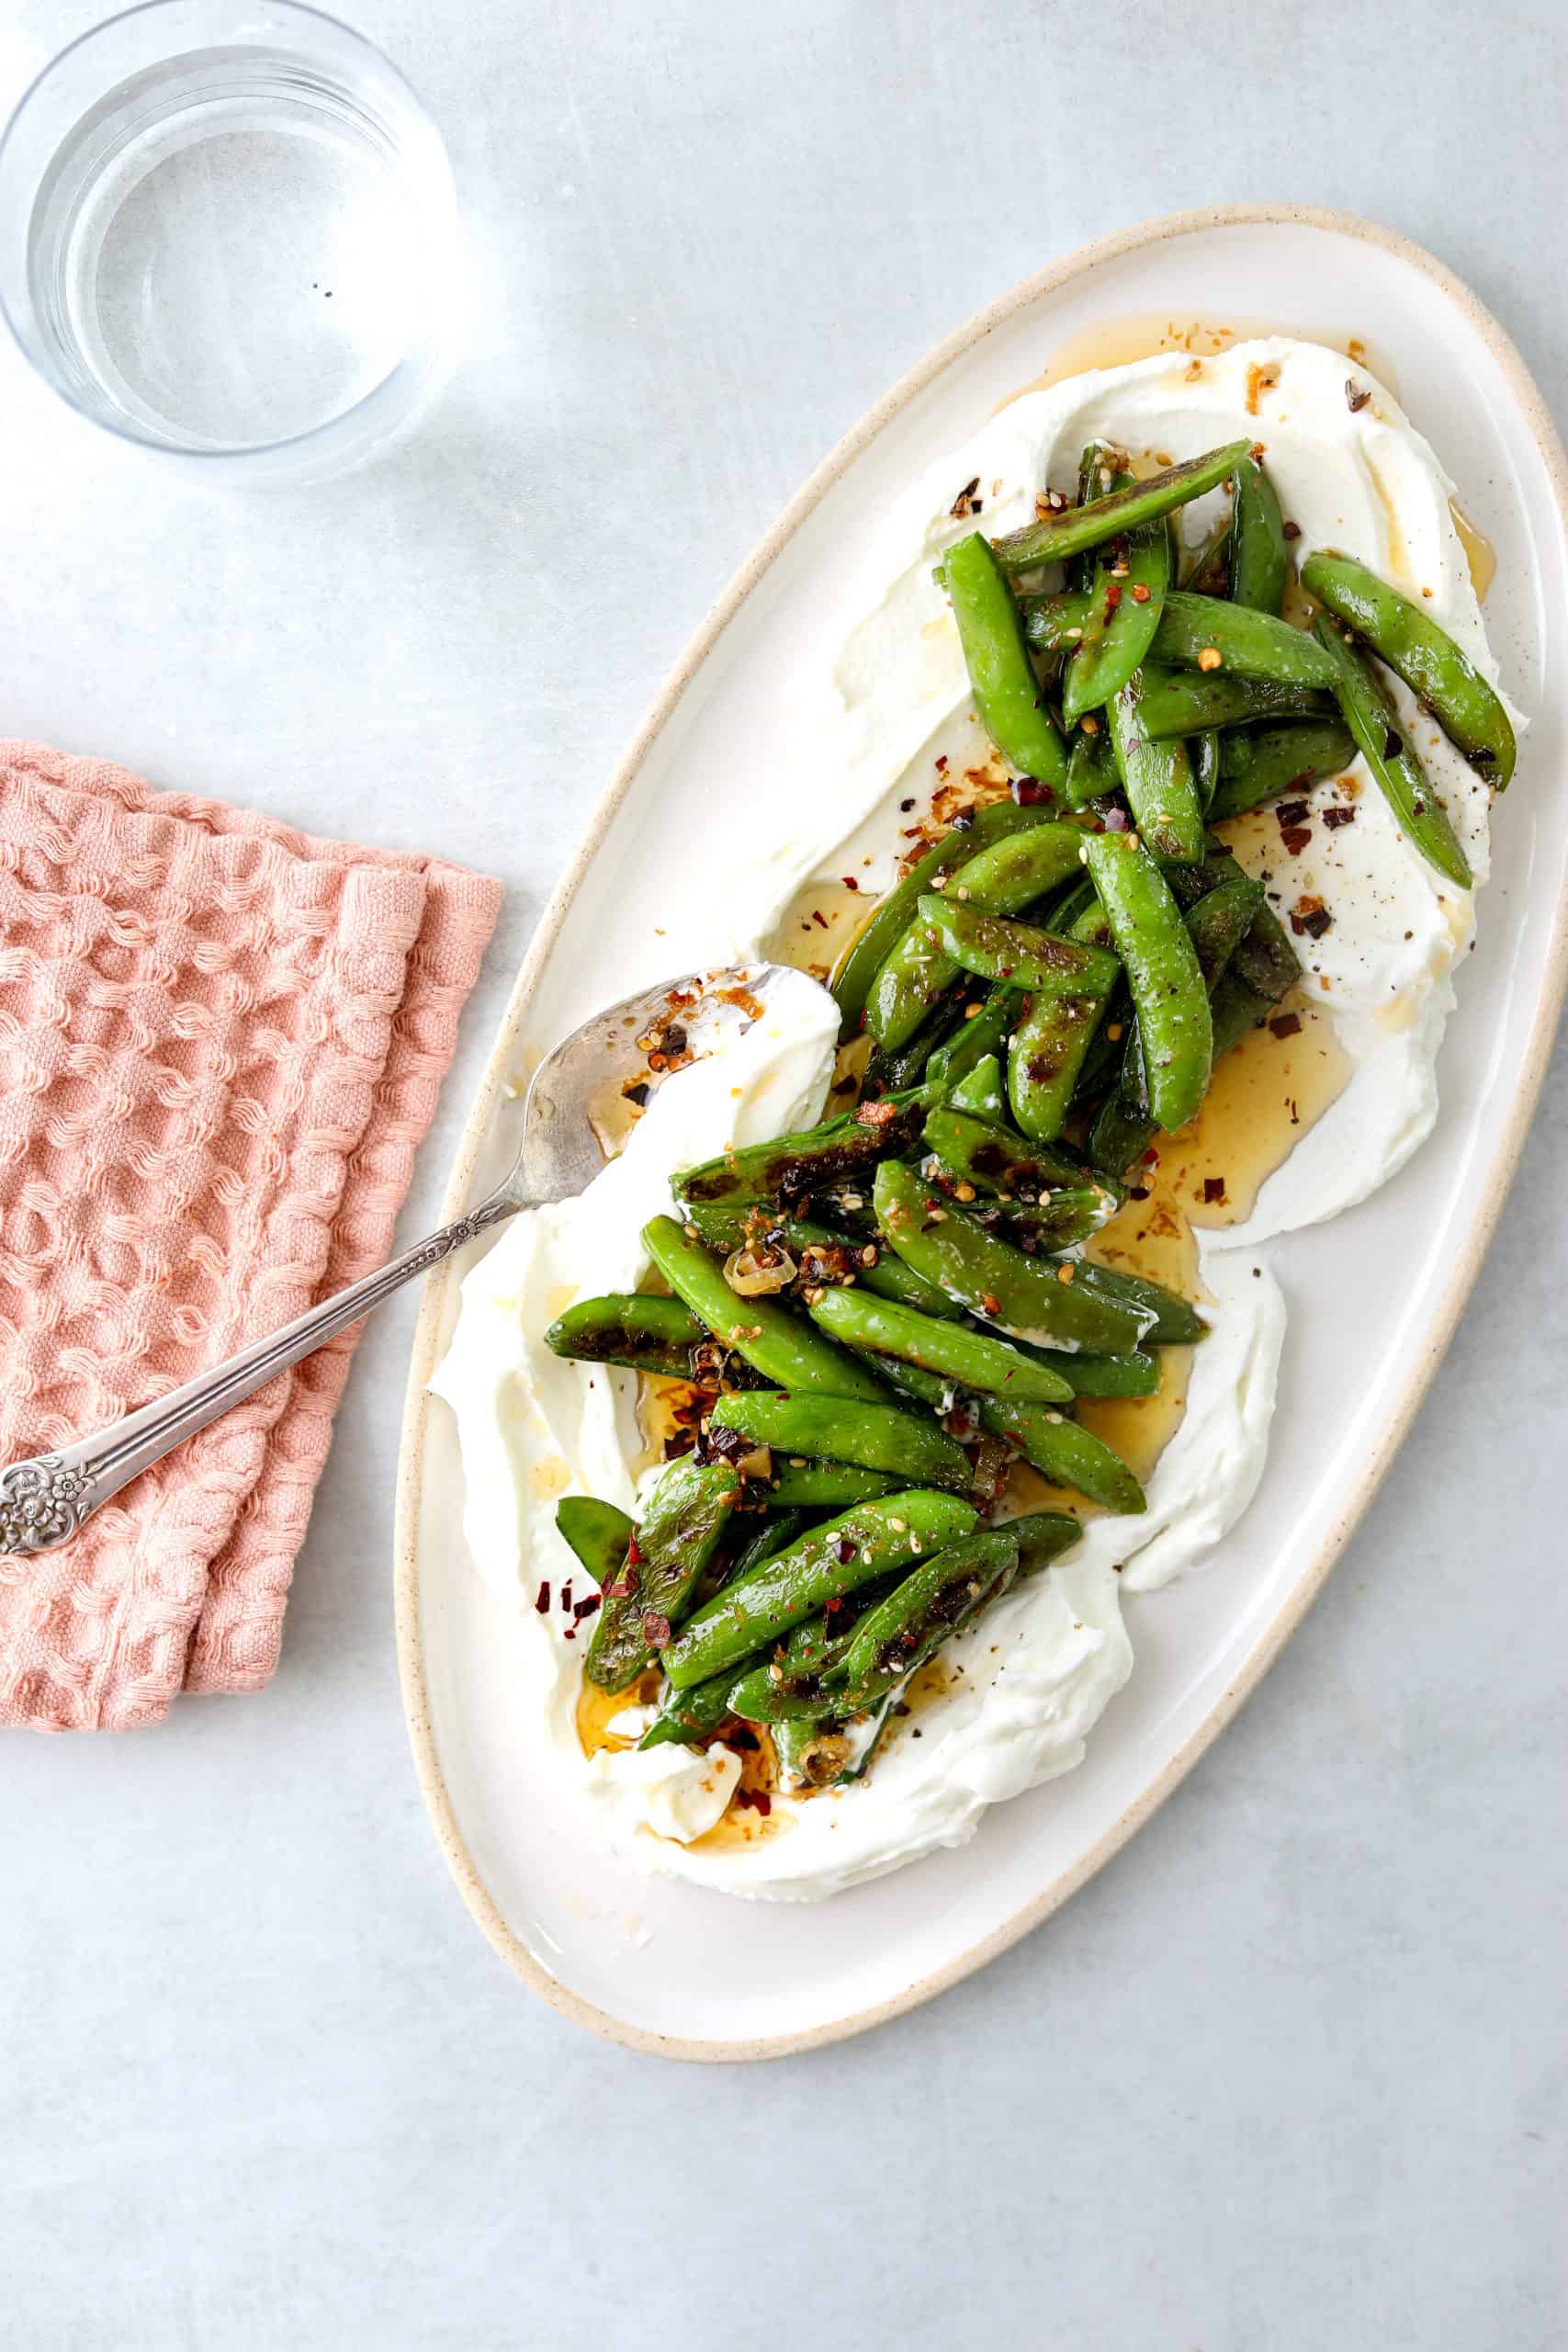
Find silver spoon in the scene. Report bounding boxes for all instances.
[0,964,791,1555]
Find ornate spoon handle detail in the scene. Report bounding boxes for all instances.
[0,1199,515,1557]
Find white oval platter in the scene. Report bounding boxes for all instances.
[394,206,1568,2060]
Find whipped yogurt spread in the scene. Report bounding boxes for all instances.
[434,337,1516,1899]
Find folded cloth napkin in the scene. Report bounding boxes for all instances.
[0,743,502,1731]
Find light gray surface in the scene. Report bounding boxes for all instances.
[2,1,1565,2345]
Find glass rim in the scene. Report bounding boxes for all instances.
[0,0,459,472]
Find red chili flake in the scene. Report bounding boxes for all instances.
[950,475,982,518]
[641,1609,672,1648]
[734,1787,773,1815]
[1412,799,1426,816]
[1323,805,1356,828]
[1202,1176,1226,1204]
[560,1581,573,1613]
[980,1291,1001,1317]
[573,1594,601,1621]
[1282,520,1301,540]
[1102,805,1131,831]
[626,1532,645,1567]
[833,1535,857,1566]
[534,1581,550,1614]
[603,1576,633,1600]
[1280,824,1313,855]
[1269,1012,1303,1038]
[840,875,860,891]
[1275,799,1309,829]
[1346,379,1371,413]
[1249,439,1267,461]
[1383,728,1402,760]
[854,1098,898,1127]
[1127,1183,1151,1202]
[1131,582,1152,604]
[810,908,829,928]
[1104,582,1123,612]
[1010,774,1053,806]
[935,754,949,772]
[1290,897,1333,940]
[1141,1148,1159,1167]
[899,797,915,812]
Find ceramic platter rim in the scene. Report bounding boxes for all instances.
[393,204,1568,2062]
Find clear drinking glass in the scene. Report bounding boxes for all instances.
[0,0,462,482]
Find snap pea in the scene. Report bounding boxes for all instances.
[584,1455,743,1691]
[991,439,1252,576]
[727,1507,814,1581]
[873,1159,1147,1354]
[1136,667,1335,739]
[1063,729,1116,808]
[925,990,1017,1093]
[980,1396,1145,1515]
[1310,614,1472,888]
[643,1216,887,1402]
[1150,591,1337,687]
[1010,1346,1160,1399]
[555,1496,633,1588]
[1208,718,1358,819]
[1229,899,1302,1005]
[767,1462,897,1509]
[1007,903,1119,1139]
[921,1106,1095,1201]
[917,894,1121,999]
[1066,1259,1207,1346]
[662,1491,978,1688]
[709,1389,975,1494]
[1060,471,1171,725]
[1108,670,1206,863]
[545,1292,707,1380]
[1003,1185,1123,1253]
[637,1668,739,1750]
[677,1204,963,1321]
[671,1096,926,1213]
[867,824,1088,1050]
[827,1530,1020,1709]
[1082,832,1212,1131]
[1207,969,1276,1057]
[863,991,968,1097]
[829,801,1051,1036]
[1007,1509,1084,1574]
[1192,727,1221,814]
[1228,452,1288,615]
[807,1284,1075,1404]
[949,1051,1006,1119]
[943,531,1069,786]
[1301,548,1516,786]
[1180,507,1233,596]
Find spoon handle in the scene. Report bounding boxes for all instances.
[0,1196,515,1556]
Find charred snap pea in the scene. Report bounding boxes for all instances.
[828,800,1050,1036]
[1108,670,1206,863]
[925,989,1017,1093]
[1082,832,1213,1131]
[922,1106,1094,1202]
[671,1097,926,1214]
[867,824,1088,1050]
[643,1216,886,1402]
[948,1052,1007,1119]
[767,1462,897,1508]
[1067,1259,1207,1347]
[1228,897,1302,1005]
[1063,728,1117,808]
[1152,592,1337,688]
[546,1292,707,1380]
[827,1530,1020,1709]
[709,1388,975,1493]
[584,1455,742,1691]
[873,1159,1147,1355]
[1010,1345,1161,1398]
[1310,614,1472,888]
[943,531,1069,786]
[678,1203,963,1322]
[1006,1509,1085,1574]
[991,439,1252,577]
[1192,727,1221,814]
[1002,1185,1122,1253]
[661,1491,978,1688]
[555,1496,634,1588]
[863,992,969,1096]
[1060,456,1171,726]
[1228,452,1288,616]
[917,894,1121,999]
[1301,548,1516,786]
[1136,667,1336,739]
[807,1283,1076,1404]
[1208,718,1358,819]
[980,1396,1146,1515]
[637,1667,739,1750]
[1008,935,1119,1142]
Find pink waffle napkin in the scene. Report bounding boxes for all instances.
[0,743,502,1731]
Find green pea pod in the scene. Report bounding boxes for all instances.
[556,1496,634,1588]
[829,803,1054,1036]
[948,1051,1007,1120]
[1063,729,1116,808]
[1136,668,1336,739]
[921,1106,1095,1200]
[1310,615,1472,888]
[1301,549,1516,786]
[980,1396,1145,1515]
[863,991,969,1096]
[873,1159,1147,1354]
[637,1669,739,1751]
[709,1388,974,1494]
[1207,969,1277,1057]
[662,1491,978,1689]
[916,893,1121,1000]
[867,825,1088,1051]
[1228,452,1288,615]
[943,532,1069,786]
[1010,1347,1160,1399]
[671,1097,926,1213]
[826,1529,1021,1709]
[1066,1260,1207,1347]
[1082,833,1212,1131]
[925,991,1017,1094]
[677,1204,963,1322]
[584,1455,743,1692]
[1192,727,1221,815]
[1228,899,1302,1004]
[1108,673,1206,863]
[1007,855,1125,1141]
[767,1463,897,1509]
[1002,1186,1122,1253]
[992,440,1253,576]
[1007,1510,1084,1574]
[1151,591,1337,687]
[1061,508,1170,726]
[643,1216,886,1402]
[1208,718,1358,819]
[545,1293,707,1380]
[807,1284,1075,1405]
